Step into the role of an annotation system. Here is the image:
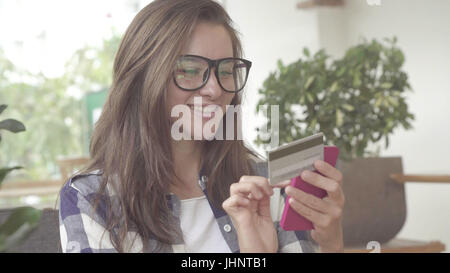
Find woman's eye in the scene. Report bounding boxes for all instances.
[219,70,233,77]
[177,68,200,77]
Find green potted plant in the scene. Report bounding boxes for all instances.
[255,38,415,246]
[0,104,42,252]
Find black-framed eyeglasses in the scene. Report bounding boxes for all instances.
[173,54,252,93]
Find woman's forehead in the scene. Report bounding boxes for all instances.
[182,22,234,60]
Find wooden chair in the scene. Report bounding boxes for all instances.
[0,157,90,207]
[57,156,90,184]
[338,157,448,253]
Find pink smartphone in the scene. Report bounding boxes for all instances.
[280,146,339,231]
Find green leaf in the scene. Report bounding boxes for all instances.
[0,105,7,115]
[0,119,26,133]
[336,109,344,127]
[342,104,354,112]
[303,48,310,57]
[381,82,393,89]
[375,97,383,108]
[304,76,315,90]
[277,59,284,71]
[337,67,346,77]
[387,97,398,106]
[0,166,23,185]
[308,119,317,130]
[299,95,305,104]
[353,74,361,87]
[0,207,42,252]
[306,93,314,103]
[330,82,339,93]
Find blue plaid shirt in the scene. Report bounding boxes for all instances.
[58,160,316,253]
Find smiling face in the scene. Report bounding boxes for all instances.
[167,22,236,140]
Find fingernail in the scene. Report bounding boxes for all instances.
[282,179,291,185]
[285,186,292,194]
[302,171,310,179]
[272,180,290,188]
[316,160,325,168]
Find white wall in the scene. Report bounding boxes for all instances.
[225,0,321,154]
[227,0,450,251]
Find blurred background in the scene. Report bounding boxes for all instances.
[0,0,449,252]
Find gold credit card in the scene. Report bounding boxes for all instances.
[268,132,324,185]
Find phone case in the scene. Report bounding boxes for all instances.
[280,146,339,231]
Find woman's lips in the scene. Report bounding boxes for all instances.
[189,104,221,119]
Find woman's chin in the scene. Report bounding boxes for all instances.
[190,126,219,141]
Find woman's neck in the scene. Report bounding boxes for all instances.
[170,139,204,198]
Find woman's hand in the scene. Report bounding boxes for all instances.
[222,176,277,253]
[283,160,345,252]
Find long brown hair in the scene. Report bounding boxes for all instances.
[84,0,257,252]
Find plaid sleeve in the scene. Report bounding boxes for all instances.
[58,176,117,253]
[275,189,317,253]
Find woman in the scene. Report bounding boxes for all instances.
[59,0,345,253]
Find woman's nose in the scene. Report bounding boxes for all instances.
[198,69,223,99]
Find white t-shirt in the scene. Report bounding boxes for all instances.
[179,195,232,253]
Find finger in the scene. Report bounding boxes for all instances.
[230,181,270,200]
[230,182,262,199]
[288,198,332,229]
[300,170,341,199]
[285,185,331,214]
[222,195,250,211]
[239,176,274,196]
[313,160,343,185]
[270,179,291,188]
[323,195,345,210]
